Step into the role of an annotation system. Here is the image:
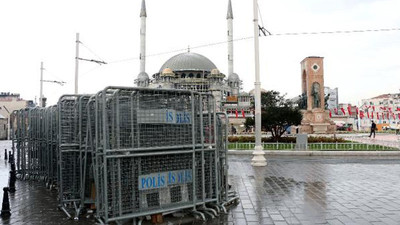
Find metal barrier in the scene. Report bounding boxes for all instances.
[10,86,236,224]
[228,142,400,150]
[89,87,224,223]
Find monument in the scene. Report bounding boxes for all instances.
[299,57,336,134]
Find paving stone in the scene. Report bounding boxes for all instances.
[3,139,400,225]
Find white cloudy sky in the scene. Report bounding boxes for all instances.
[1,0,399,106]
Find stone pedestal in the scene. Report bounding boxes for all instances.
[300,109,336,134]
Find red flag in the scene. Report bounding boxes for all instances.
[356,107,359,115]
[360,111,364,119]
[341,108,346,115]
[371,112,374,119]
[334,108,338,115]
[397,107,400,111]
[347,106,352,115]
[377,113,380,120]
[235,109,238,118]
[389,107,392,112]
[367,111,370,119]
[329,111,332,118]
[372,106,375,111]
[392,113,395,120]
[387,112,390,119]
[241,109,245,118]
[398,114,400,119]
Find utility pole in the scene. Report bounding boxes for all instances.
[74,33,106,94]
[40,62,44,107]
[74,33,80,94]
[251,0,267,167]
[39,62,66,107]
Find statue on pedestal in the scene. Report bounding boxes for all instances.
[311,82,320,109]
[298,92,307,110]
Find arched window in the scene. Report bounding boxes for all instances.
[181,73,186,78]
[197,73,201,78]
[189,73,194,78]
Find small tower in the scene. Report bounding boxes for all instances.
[226,0,240,96]
[227,0,234,76]
[135,0,149,87]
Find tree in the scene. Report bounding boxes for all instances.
[244,90,302,141]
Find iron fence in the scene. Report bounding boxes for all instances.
[10,87,236,224]
[228,141,400,151]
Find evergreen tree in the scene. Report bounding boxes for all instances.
[244,90,302,141]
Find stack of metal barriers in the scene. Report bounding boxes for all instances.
[10,87,238,224]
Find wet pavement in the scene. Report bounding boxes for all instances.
[1,140,400,224]
[341,133,400,148]
[224,155,400,225]
[0,141,95,225]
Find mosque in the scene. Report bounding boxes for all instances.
[134,0,253,132]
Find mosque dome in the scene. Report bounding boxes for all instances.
[228,73,240,82]
[137,71,149,81]
[159,52,218,73]
[211,69,220,75]
[161,68,175,77]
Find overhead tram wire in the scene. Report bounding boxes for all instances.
[80,41,107,64]
[257,2,272,36]
[105,27,400,65]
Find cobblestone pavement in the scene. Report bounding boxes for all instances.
[219,155,400,225]
[1,140,400,225]
[0,141,96,225]
[341,133,400,149]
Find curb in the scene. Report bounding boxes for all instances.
[228,150,400,156]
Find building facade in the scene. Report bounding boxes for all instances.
[133,0,253,133]
[324,87,338,110]
[0,114,7,140]
[360,93,400,131]
[0,92,35,139]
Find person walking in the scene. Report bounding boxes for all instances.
[369,120,376,138]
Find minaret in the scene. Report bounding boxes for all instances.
[227,0,240,96]
[140,0,147,74]
[135,0,149,87]
[227,0,234,76]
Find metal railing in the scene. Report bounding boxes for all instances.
[228,142,400,151]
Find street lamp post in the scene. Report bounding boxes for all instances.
[251,0,267,166]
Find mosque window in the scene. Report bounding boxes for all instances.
[197,73,201,78]
[182,73,186,78]
[189,73,194,78]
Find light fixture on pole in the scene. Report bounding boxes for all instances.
[251,0,267,167]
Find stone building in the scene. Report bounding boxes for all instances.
[324,87,339,110]
[0,114,7,140]
[133,0,253,132]
[360,93,400,131]
[0,92,35,139]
